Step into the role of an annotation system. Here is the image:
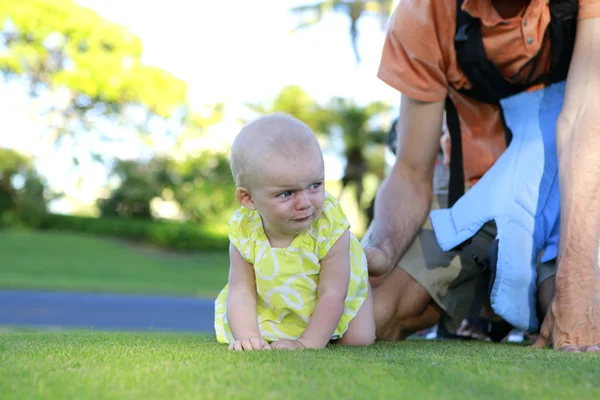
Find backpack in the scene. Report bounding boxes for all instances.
[446,0,578,207]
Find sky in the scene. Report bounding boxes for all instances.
[0,0,401,213]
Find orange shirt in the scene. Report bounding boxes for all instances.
[378,0,600,184]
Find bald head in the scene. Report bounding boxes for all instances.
[230,113,322,188]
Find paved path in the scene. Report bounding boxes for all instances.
[0,290,215,333]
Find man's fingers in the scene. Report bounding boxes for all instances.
[364,247,384,267]
[531,323,550,349]
[531,335,550,349]
[363,247,388,278]
[363,248,375,267]
[532,309,553,349]
[558,345,580,352]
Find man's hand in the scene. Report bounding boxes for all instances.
[363,245,394,289]
[270,339,306,350]
[228,337,271,351]
[533,262,600,352]
[539,16,600,353]
[362,96,444,285]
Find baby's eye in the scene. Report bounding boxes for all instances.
[277,191,292,198]
[309,182,322,190]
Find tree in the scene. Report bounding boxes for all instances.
[97,157,174,219]
[0,0,188,152]
[290,0,397,63]
[0,148,53,226]
[171,152,237,225]
[0,148,29,216]
[325,97,388,208]
[98,150,237,225]
[245,85,331,135]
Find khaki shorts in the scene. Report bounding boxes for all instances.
[399,191,556,332]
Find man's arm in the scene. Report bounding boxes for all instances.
[364,95,446,278]
[535,17,600,352]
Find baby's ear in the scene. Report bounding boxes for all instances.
[236,187,255,210]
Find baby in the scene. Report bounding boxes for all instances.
[214,113,375,350]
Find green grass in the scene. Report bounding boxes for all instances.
[0,229,229,297]
[1,331,599,400]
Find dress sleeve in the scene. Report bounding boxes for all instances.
[228,207,256,264]
[316,193,351,260]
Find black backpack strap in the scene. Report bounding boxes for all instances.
[445,97,464,207]
[453,0,529,105]
[548,0,578,83]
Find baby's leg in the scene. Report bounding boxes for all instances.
[338,284,375,346]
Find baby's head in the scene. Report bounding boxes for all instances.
[230,113,325,239]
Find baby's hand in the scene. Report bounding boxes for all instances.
[270,339,306,350]
[228,337,271,351]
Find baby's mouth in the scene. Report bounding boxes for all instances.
[292,214,312,222]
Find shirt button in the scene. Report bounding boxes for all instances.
[527,37,534,45]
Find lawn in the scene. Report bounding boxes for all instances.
[1,331,599,400]
[0,230,229,297]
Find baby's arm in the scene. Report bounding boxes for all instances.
[226,243,270,351]
[298,229,351,349]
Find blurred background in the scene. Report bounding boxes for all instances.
[1,0,402,330]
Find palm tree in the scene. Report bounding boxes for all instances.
[290,0,397,63]
[325,98,389,208]
[245,85,332,135]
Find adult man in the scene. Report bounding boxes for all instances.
[364,0,600,351]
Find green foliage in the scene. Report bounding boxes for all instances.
[172,152,237,224]
[98,150,237,224]
[246,85,331,136]
[327,97,388,151]
[0,148,28,216]
[0,147,30,171]
[325,97,389,208]
[98,157,174,219]
[11,169,50,227]
[0,0,187,118]
[0,148,54,227]
[37,213,229,251]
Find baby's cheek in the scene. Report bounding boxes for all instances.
[313,208,324,220]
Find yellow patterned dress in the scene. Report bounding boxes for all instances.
[214,192,369,344]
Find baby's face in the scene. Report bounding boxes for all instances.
[250,148,325,241]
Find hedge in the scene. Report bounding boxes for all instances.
[36,213,230,251]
